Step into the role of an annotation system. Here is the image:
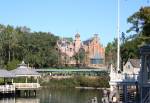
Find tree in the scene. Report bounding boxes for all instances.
[127,6,150,44]
[74,48,85,67]
[0,24,59,69]
[120,6,150,68]
[105,39,117,67]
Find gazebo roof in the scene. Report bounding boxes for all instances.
[11,61,40,77]
[0,69,15,78]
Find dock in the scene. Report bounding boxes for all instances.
[0,61,41,97]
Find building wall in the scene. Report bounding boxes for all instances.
[57,34,105,67]
[123,61,140,75]
[123,62,134,74]
[83,36,105,66]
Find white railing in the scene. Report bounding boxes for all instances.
[110,72,139,83]
[0,85,15,92]
[13,83,40,89]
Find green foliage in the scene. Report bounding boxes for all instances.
[0,24,59,68]
[127,7,150,37]
[73,48,85,66]
[105,39,117,67]
[6,59,20,70]
[41,76,109,88]
[105,6,150,68]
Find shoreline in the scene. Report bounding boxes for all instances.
[42,86,109,90]
[75,87,110,90]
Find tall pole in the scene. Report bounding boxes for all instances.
[117,0,120,72]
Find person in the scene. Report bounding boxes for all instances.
[103,88,107,97]
[101,89,109,103]
[107,90,110,100]
[112,95,117,103]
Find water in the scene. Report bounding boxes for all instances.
[0,88,103,103]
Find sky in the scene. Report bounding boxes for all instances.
[0,0,149,46]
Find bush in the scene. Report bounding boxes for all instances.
[41,75,109,88]
[6,59,20,70]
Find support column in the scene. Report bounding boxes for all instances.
[26,77,28,83]
[135,82,139,102]
[123,84,128,103]
[11,78,14,83]
[37,77,39,83]
[34,90,36,97]
[24,90,27,97]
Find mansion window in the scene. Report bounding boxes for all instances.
[128,65,130,69]
[90,59,103,64]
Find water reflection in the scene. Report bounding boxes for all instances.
[0,88,102,103]
[0,98,40,103]
[39,88,102,103]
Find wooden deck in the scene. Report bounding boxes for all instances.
[0,83,40,94]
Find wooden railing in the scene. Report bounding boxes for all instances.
[13,83,40,90]
[0,85,15,93]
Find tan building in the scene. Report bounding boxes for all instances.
[123,59,140,75]
[57,33,105,68]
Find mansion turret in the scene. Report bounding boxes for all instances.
[57,33,105,68]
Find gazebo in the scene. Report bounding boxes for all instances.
[11,61,41,90]
[0,69,16,93]
[0,69,15,79]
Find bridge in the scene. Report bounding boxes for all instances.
[36,68,107,72]
[35,68,108,76]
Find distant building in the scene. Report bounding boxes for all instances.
[82,34,105,67]
[123,59,140,75]
[57,33,105,68]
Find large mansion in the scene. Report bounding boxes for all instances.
[57,33,105,68]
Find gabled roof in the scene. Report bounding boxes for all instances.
[83,38,93,45]
[11,61,40,77]
[129,59,140,68]
[0,69,15,78]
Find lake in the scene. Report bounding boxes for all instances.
[0,88,103,103]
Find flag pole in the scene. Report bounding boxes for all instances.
[117,0,120,72]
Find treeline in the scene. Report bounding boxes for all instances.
[105,6,150,68]
[0,24,59,70]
